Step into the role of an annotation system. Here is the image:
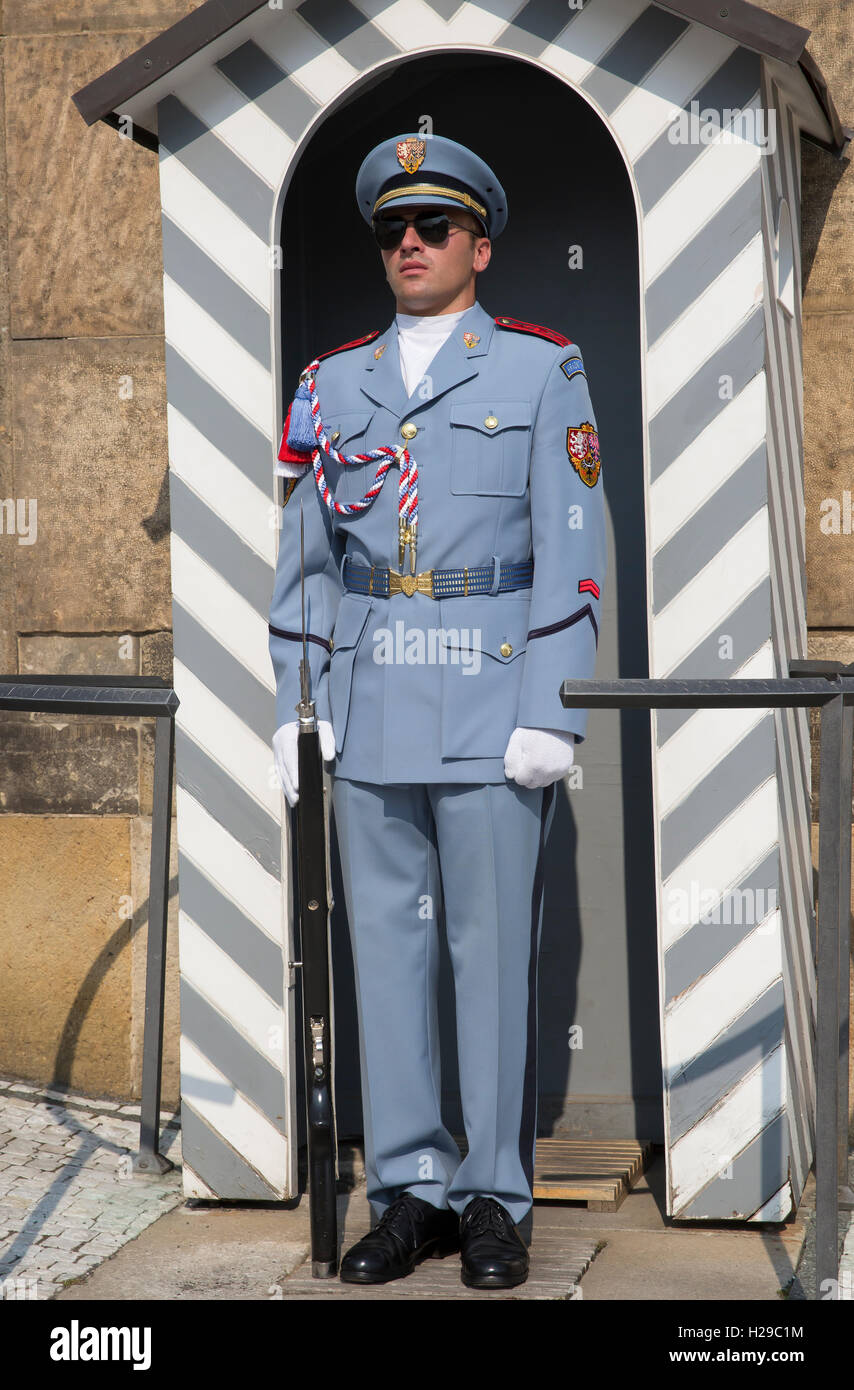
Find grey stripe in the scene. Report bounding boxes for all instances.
[581,6,688,116]
[669,980,785,1143]
[162,214,271,369]
[675,1106,788,1219]
[176,726,281,878]
[181,1102,282,1199]
[648,305,765,481]
[655,583,771,744]
[177,850,284,1007]
[180,977,286,1128]
[763,246,805,620]
[645,171,761,346]
[664,846,779,1002]
[653,446,766,613]
[216,39,320,139]
[660,714,774,881]
[296,0,399,67]
[165,344,271,494]
[634,47,761,213]
[169,472,275,616]
[157,95,273,242]
[501,0,585,53]
[762,173,807,601]
[173,601,275,746]
[765,429,797,667]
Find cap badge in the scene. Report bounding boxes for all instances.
[373,343,387,359]
[463,332,481,348]
[396,137,426,174]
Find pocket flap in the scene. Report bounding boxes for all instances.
[449,401,532,435]
[437,597,530,662]
[330,411,374,446]
[331,593,372,651]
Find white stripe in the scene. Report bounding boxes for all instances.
[176,786,283,945]
[649,374,766,553]
[656,643,773,819]
[180,910,285,1055]
[749,1181,792,1222]
[167,406,277,565]
[540,0,650,88]
[164,277,273,437]
[661,779,778,953]
[652,511,770,676]
[664,915,782,1081]
[181,1163,219,1200]
[610,26,737,163]
[366,0,517,48]
[179,1037,287,1192]
[670,1045,785,1207]
[643,95,762,284]
[174,657,281,820]
[173,66,294,187]
[159,153,271,307]
[646,235,763,417]
[169,533,275,693]
[257,10,358,103]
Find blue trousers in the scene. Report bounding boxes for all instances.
[331,775,557,1226]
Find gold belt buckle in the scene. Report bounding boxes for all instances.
[387,568,434,597]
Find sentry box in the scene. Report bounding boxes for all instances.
[74,0,848,1221]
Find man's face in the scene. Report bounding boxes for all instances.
[377,203,492,315]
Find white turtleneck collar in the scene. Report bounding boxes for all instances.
[395,305,470,397]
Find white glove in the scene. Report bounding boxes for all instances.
[504,726,575,789]
[273,719,336,807]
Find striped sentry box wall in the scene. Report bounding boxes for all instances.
[157,0,814,1216]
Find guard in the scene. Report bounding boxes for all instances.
[268,131,606,1288]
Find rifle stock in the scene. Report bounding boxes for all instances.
[295,726,338,1277]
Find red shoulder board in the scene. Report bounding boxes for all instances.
[316,329,381,362]
[494,316,571,347]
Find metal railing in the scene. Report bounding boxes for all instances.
[0,674,178,1176]
[560,660,854,1299]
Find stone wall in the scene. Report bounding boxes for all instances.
[0,1,199,1104]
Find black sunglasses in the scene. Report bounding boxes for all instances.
[372,210,483,250]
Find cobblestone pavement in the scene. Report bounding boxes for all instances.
[0,1076,182,1301]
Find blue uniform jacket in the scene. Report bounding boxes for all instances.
[268,298,606,784]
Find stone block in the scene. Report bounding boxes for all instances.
[0,815,133,1096]
[802,312,854,628]
[0,712,140,813]
[11,337,171,633]
[4,29,166,337]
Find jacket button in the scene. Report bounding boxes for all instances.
[500,642,513,656]
[400,421,417,440]
[484,415,498,429]
[331,429,340,443]
[329,638,334,652]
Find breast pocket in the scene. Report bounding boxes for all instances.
[330,411,376,502]
[449,401,532,497]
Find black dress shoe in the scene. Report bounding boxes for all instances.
[339,1191,460,1284]
[459,1196,529,1288]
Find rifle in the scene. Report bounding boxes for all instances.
[292,499,338,1277]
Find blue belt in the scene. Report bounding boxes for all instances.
[342,554,533,599]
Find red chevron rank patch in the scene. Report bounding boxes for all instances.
[578,578,600,600]
[566,422,601,487]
